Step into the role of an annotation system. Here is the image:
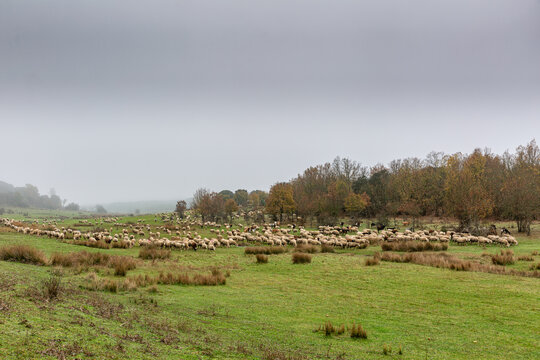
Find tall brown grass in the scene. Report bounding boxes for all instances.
[294,245,319,253]
[491,250,515,265]
[255,254,268,264]
[292,253,312,264]
[51,251,136,276]
[320,244,335,253]
[364,252,381,266]
[139,247,171,260]
[381,252,540,278]
[0,245,48,265]
[381,241,448,252]
[349,323,368,339]
[244,246,287,255]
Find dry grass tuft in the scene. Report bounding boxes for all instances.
[350,323,368,339]
[255,254,268,264]
[491,250,515,265]
[517,255,534,262]
[292,252,312,264]
[381,252,540,278]
[139,247,171,261]
[0,245,48,265]
[364,252,381,266]
[294,245,320,253]
[244,246,287,255]
[320,244,335,253]
[381,241,448,252]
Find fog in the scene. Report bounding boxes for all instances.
[1,0,539,204]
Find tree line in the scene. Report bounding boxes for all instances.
[190,140,539,235]
[0,182,80,212]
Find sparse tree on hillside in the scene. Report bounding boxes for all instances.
[175,200,187,218]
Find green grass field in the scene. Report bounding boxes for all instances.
[0,213,539,359]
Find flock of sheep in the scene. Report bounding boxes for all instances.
[0,216,518,251]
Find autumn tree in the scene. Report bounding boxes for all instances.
[444,150,495,228]
[500,140,540,235]
[224,198,239,221]
[266,183,296,222]
[344,192,370,221]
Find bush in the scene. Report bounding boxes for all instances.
[42,276,62,300]
[139,247,171,260]
[491,250,515,265]
[292,253,311,264]
[0,245,48,265]
[244,246,287,255]
[255,254,268,264]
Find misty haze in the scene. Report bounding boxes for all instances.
[0,1,539,359]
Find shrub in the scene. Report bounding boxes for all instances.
[255,254,268,264]
[350,323,367,339]
[294,245,319,253]
[244,246,287,255]
[491,250,515,265]
[139,247,171,260]
[292,253,311,264]
[0,245,48,265]
[42,276,62,300]
[320,244,335,253]
[381,241,448,252]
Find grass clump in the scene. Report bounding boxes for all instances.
[491,250,515,265]
[292,252,312,264]
[255,254,268,264]
[109,256,137,276]
[364,252,381,266]
[320,244,335,253]
[383,344,392,355]
[517,255,534,262]
[381,241,448,252]
[139,247,171,260]
[294,244,319,253]
[0,245,48,265]
[350,323,368,339]
[244,246,287,255]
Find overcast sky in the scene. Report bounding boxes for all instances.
[1,0,539,204]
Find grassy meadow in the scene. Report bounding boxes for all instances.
[0,212,539,359]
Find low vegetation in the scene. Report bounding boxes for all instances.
[292,252,312,264]
[381,241,448,252]
[244,246,288,255]
[0,245,48,265]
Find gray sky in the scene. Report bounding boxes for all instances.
[1,0,539,204]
